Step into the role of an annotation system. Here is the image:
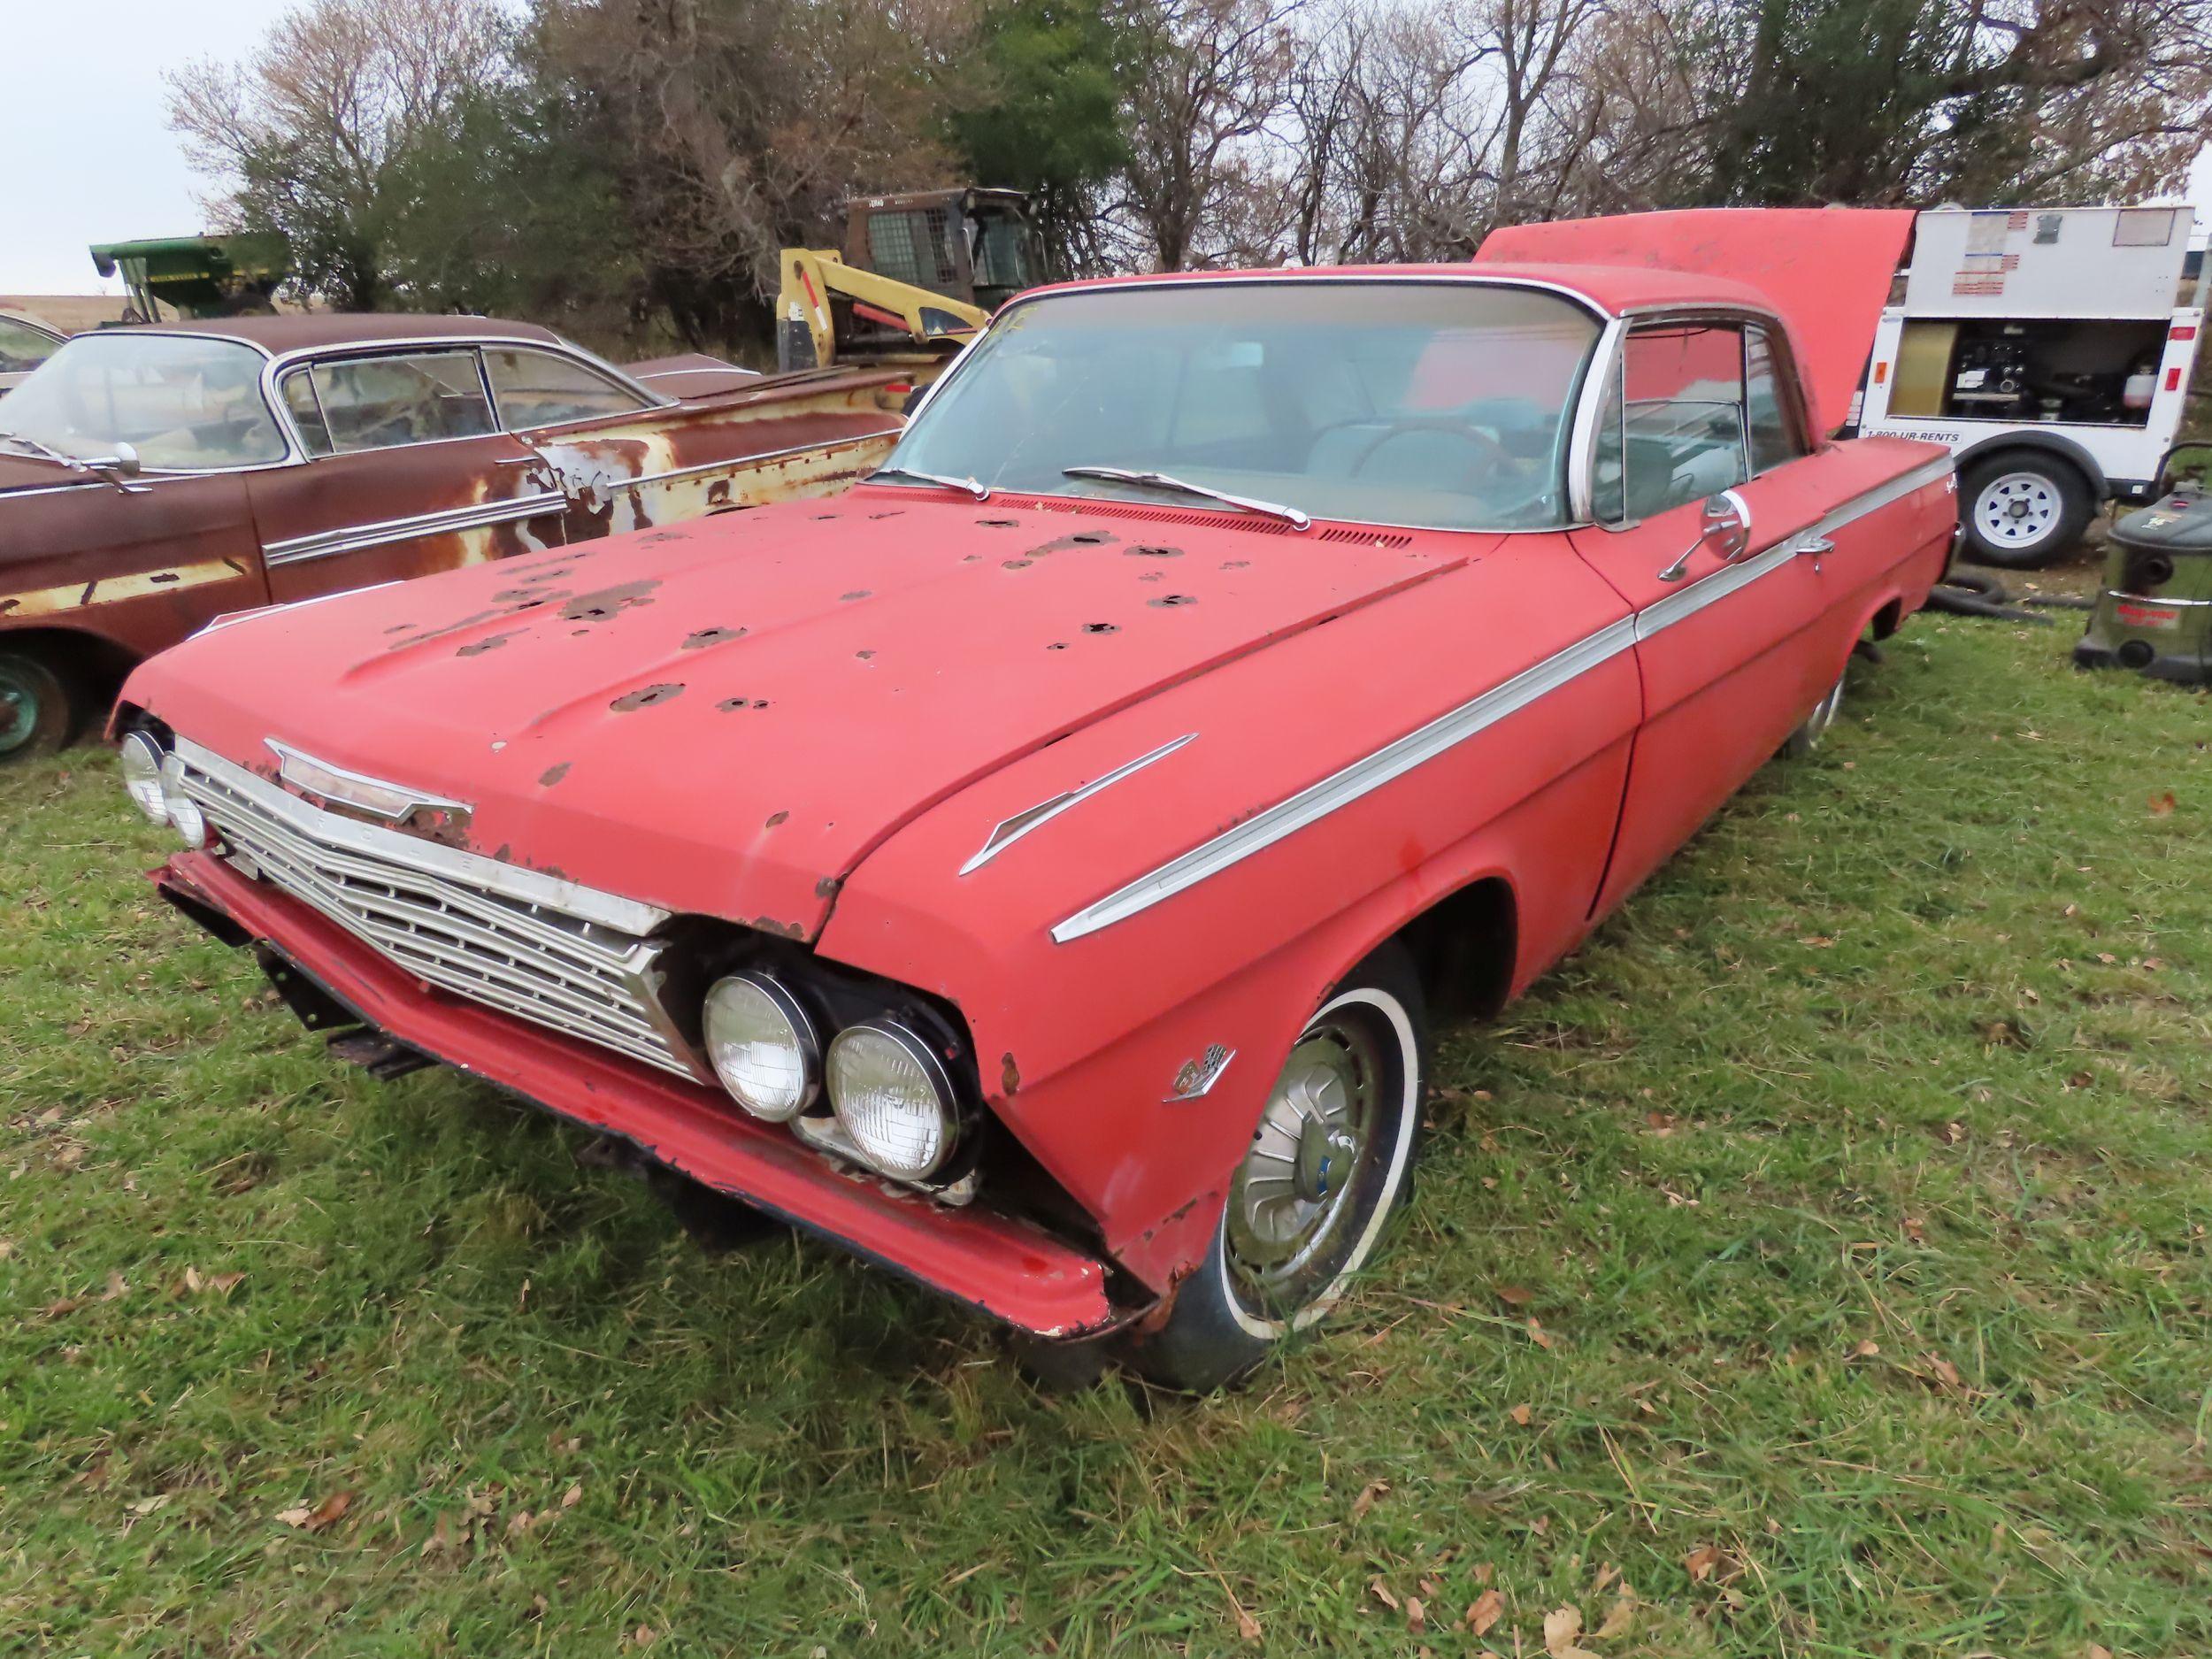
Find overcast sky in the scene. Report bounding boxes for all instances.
[5,0,2209,296]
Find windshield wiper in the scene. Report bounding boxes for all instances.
[1061,466,1311,531]
[868,463,991,501]
[0,432,83,470]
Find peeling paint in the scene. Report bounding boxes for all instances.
[682,626,747,649]
[561,580,662,623]
[1000,1051,1021,1095]
[539,762,572,787]
[764,810,788,828]
[610,682,685,711]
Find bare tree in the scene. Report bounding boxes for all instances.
[167,0,511,307]
[1115,0,1300,270]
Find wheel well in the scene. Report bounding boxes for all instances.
[1958,438,2102,502]
[0,628,140,730]
[1394,874,1517,1024]
[1869,597,1904,641]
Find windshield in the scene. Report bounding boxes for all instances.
[886,280,1601,531]
[0,333,285,470]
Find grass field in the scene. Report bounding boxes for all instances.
[2,610,2207,1657]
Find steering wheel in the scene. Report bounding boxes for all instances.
[1331,416,1511,486]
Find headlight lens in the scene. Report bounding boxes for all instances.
[826,1021,957,1181]
[158,751,207,849]
[119,732,167,823]
[703,973,818,1121]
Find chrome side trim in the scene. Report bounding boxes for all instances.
[1635,456,1955,641]
[174,735,668,938]
[959,733,1196,877]
[1050,618,1639,943]
[261,489,568,566]
[612,426,904,492]
[1049,454,1955,942]
[265,738,472,826]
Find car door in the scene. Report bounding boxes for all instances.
[1570,316,1852,917]
[249,347,564,604]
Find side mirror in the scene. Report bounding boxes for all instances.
[82,442,148,494]
[1658,489,1753,582]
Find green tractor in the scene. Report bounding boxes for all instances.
[88,233,291,323]
[2075,441,2212,686]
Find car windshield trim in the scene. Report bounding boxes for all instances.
[883,274,1610,535]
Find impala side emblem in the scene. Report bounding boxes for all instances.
[1165,1044,1235,1102]
[266,738,473,830]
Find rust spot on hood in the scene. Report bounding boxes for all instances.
[814,875,841,900]
[682,626,746,649]
[1125,544,1183,558]
[610,682,684,711]
[764,810,788,828]
[1031,531,1117,555]
[1000,1051,1021,1095]
[560,580,661,623]
[539,762,572,787]
[457,631,522,657]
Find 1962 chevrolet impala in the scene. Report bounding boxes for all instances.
[113,210,1955,1389]
[0,314,906,763]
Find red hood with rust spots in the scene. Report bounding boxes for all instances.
[122,489,1467,937]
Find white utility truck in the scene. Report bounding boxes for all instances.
[1851,204,2206,567]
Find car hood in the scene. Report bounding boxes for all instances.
[127,493,1468,939]
[1477,206,1917,437]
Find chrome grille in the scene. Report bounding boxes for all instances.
[171,737,703,1080]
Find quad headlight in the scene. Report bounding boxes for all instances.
[119,732,167,823]
[703,972,819,1121]
[825,1021,959,1182]
[118,732,208,849]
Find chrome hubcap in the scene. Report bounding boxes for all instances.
[1804,672,1845,746]
[0,670,36,754]
[1975,472,2059,548]
[1226,1021,1379,1304]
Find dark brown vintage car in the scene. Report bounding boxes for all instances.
[0,315,908,761]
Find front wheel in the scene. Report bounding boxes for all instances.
[1119,947,1428,1392]
[1778,667,1846,759]
[1960,454,2093,569]
[0,649,74,766]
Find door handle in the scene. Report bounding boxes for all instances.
[1796,534,1835,557]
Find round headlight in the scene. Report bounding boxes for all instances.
[826,1021,958,1181]
[703,973,818,1121]
[158,751,207,849]
[119,732,168,824]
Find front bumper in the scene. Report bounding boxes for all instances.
[157,850,1118,1338]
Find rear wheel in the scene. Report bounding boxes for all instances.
[1779,667,1846,759]
[0,649,73,766]
[1119,947,1427,1392]
[1960,453,2093,569]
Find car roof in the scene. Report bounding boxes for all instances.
[142,313,565,355]
[1015,262,1785,321]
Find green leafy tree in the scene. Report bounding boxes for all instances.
[951,0,1136,274]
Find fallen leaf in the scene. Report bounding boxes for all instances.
[1495,1284,1534,1308]
[40,1297,83,1319]
[2148,791,2176,818]
[1931,1356,1964,1392]
[127,1494,169,1516]
[1544,1603,1600,1659]
[1371,1577,1401,1612]
[182,1266,204,1294]
[1352,1478,1390,1520]
[1595,1590,1636,1639]
[102,1271,127,1302]
[561,1483,583,1509]
[1473,1563,1494,1586]
[277,1491,353,1532]
[1851,1340,1880,1359]
[1525,1317,1555,1350]
[1233,1600,1261,1643]
[1405,1595,1427,1634]
[1684,1544,1722,1583]
[1467,1588,1503,1635]
[1509,1403,1533,1426]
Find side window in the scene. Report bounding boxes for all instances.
[1617,323,1748,520]
[301,350,495,455]
[280,369,333,457]
[484,348,650,429]
[1745,326,1808,473]
[0,317,60,374]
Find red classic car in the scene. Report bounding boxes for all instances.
[0,315,906,762]
[112,210,1955,1389]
